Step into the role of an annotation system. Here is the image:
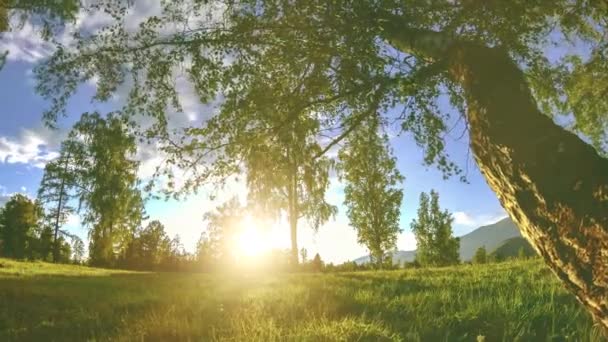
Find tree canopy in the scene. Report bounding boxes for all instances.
[0,194,40,259]
[67,113,145,266]
[34,1,607,167]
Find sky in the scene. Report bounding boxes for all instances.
[0,4,511,264]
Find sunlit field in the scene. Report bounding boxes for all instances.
[0,258,602,341]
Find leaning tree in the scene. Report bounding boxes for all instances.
[34,1,608,330]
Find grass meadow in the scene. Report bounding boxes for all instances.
[0,257,604,341]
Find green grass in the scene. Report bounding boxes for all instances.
[0,258,603,341]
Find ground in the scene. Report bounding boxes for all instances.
[0,258,603,341]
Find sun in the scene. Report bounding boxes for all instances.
[236,218,270,257]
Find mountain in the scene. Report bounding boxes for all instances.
[490,236,536,259]
[353,217,523,265]
[458,217,521,260]
[353,250,416,265]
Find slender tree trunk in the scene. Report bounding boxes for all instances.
[446,43,608,331]
[288,166,299,266]
[375,251,383,270]
[381,18,608,332]
[52,153,70,262]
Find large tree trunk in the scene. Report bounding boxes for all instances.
[446,43,608,332]
[381,18,608,332]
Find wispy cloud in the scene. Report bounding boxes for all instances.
[0,127,65,168]
[0,21,54,64]
[453,210,507,228]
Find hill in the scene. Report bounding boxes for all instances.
[491,236,537,259]
[354,217,522,264]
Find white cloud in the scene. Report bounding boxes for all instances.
[74,7,114,32]
[0,128,64,168]
[453,210,507,228]
[0,20,55,63]
[136,142,165,180]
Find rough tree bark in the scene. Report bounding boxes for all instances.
[382,19,608,332]
[447,44,608,331]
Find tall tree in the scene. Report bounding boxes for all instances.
[0,194,40,259]
[69,113,145,267]
[37,140,79,262]
[33,1,608,329]
[338,116,404,269]
[183,62,338,265]
[411,191,459,267]
[243,114,337,265]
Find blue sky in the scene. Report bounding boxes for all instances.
[0,10,511,264]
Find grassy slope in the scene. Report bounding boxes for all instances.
[0,258,603,341]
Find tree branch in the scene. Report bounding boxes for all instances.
[379,13,456,62]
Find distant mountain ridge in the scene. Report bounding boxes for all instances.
[491,237,535,259]
[354,217,529,264]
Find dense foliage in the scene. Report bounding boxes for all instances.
[411,190,460,267]
[0,194,40,259]
[0,194,73,262]
[69,113,145,267]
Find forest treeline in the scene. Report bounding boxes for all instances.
[0,111,471,272]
